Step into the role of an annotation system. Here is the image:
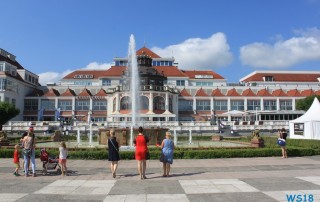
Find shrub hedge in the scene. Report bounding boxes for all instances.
[2,135,320,160]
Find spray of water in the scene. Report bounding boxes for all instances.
[128,34,141,146]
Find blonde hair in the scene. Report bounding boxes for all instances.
[166,132,171,137]
[14,144,20,149]
[110,129,115,137]
[60,141,66,149]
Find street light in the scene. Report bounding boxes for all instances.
[255,107,258,121]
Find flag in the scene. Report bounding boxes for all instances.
[38,108,44,121]
[55,108,61,120]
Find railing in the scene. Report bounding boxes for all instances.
[3,120,289,133]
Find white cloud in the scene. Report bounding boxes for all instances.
[151,33,233,69]
[80,62,111,70]
[240,27,320,68]
[38,62,111,85]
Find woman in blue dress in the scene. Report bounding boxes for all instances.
[161,132,174,177]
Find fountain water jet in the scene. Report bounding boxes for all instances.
[128,34,141,147]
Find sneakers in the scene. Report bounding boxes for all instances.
[13,172,20,176]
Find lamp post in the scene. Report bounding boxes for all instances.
[255,107,258,121]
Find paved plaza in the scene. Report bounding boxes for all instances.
[1,156,320,201]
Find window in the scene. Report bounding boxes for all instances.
[140,96,149,110]
[196,82,213,86]
[0,63,4,71]
[102,79,111,86]
[247,100,261,110]
[264,76,274,82]
[41,99,55,110]
[169,98,173,112]
[280,100,292,110]
[76,100,90,111]
[178,100,193,111]
[176,80,185,86]
[231,100,244,110]
[0,79,6,90]
[120,96,131,110]
[24,99,38,111]
[58,100,73,111]
[93,100,107,110]
[92,117,106,122]
[12,98,16,107]
[264,100,277,110]
[214,100,228,111]
[153,96,165,110]
[196,100,210,110]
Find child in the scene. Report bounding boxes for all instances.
[13,144,20,176]
[59,141,68,176]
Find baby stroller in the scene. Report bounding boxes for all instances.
[40,148,61,175]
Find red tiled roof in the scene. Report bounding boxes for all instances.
[77,88,92,97]
[286,89,303,97]
[242,88,256,96]
[211,88,225,96]
[241,71,320,82]
[105,66,127,76]
[315,90,320,96]
[153,66,187,77]
[60,88,76,96]
[257,89,272,96]
[136,47,161,58]
[301,89,316,96]
[272,89,287,97]
[43,88,60,97]
[182,70,224,79]
[95,88,108,96]
[179,88,191,97]
[226,88,241,96]
[195,88,209,97]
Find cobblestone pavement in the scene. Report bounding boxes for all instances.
[1,156,320,201]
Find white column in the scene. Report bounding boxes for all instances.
[244,98,247,111]
[165,92,169,111]
[115,93,120,113]
[193,97,196,111]
[149,92,153,112]
[210,97,214,111]
[276,98,280,111]
[260,98,264,111]
[227,98,231,121]
[292,98,296,111]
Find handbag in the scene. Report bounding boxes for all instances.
[160,152,164,162]
[277,138,286,146]
[146,151,150,160]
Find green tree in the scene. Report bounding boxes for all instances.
[296,95,320,111]
[0,102,20,131]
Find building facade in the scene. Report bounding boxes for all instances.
[0,48,39,121]
[2,47,320,125]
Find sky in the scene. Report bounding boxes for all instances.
[1,0,320,85]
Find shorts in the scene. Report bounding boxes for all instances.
[14,162,20,168]
[59,158,67,164]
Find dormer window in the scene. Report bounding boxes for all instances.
[263,76,274,82]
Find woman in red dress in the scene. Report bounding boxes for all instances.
[134,126,148,179]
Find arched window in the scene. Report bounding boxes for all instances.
[153,96,165,110]
[120,96,131,110]
[140,96,149,110]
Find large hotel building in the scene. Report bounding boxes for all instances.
[1,47,320,126]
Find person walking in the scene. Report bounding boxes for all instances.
[13,144,21,176]
[59,141,68,176]
[134,126,148,180]
[22,128,36,177]
[108,129,120,178]
[160,132,174,177]
[278,128,288,158]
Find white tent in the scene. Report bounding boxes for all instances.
[289,98,320,139]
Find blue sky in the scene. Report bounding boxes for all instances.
[1,0,320,85]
